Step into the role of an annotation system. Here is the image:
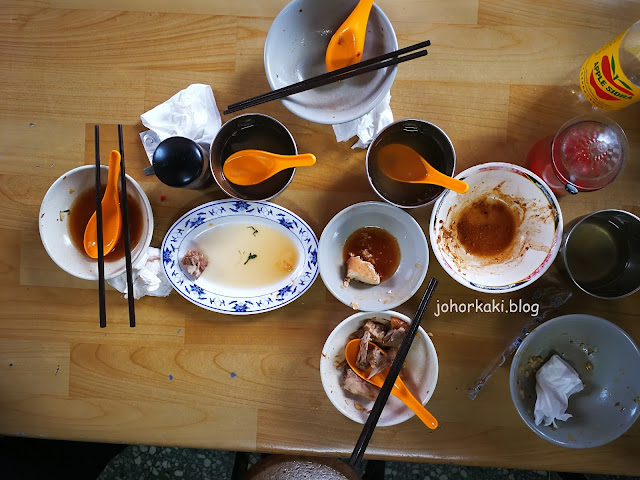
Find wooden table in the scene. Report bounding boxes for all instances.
[1,0,639,475]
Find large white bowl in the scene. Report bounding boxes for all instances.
[429,162,562,293]
[39,165,154,280]
[510,314,640,448]
[320,310,438,426]
[318,202,429,311]
[264,0,398,125]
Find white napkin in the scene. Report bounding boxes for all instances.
[333,92,393,149]
[534,355,584,427]
[140,84,222,161]
[107,247,173,300]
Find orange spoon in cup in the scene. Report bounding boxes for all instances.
[222,149,316,186]
[377,143,469,194]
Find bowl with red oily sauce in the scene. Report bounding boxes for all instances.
[39,165,154,280]
[429,162,562,293]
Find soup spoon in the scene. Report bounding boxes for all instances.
[325,0,374,72]
[84,150,122,258]
[222,149,316,186]
[377,143,469,194]
[345,338,438,429]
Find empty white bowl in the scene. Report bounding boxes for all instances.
[318,201,429,311]
[429,163,562,293]
[264,0,398,124]
[320,310,438,426]
[510,314,640,448]
[39,165,154,280]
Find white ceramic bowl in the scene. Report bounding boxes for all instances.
[318,202,429,311]
[320,310,438,426]
[39,165,154,280]
[510,314,640,448]
[429,162,562,293]
[264,0,398,125]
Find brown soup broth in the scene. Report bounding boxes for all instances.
[68,185,144,262]
[456,198,516,256]
[342,227,401,281]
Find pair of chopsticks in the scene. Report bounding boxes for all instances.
[94,124,136,328]
[223,40,431,115]
[349,277,438,469]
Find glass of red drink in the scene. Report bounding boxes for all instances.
[525,116,628,196]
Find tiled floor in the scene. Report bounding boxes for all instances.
[96,444,640,480]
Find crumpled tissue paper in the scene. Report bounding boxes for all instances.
[534,354,584,427]
[139,83,222,162]
[107,247,173,300]
[333,92,393,149]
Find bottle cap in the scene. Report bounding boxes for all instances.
[152,136,205,188]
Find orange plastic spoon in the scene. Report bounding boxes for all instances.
[325,0,374,72]
[223,149,316,186]
[377,143,469,194]
[345,338,438,429]
[83,150,122,258]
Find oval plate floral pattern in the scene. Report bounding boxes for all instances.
[162,200,319,315]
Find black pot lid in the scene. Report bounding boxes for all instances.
[152,136,204,187]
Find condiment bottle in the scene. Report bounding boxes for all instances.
[579,20,640,111]
[525,116,628,196]
[144,136,214,190]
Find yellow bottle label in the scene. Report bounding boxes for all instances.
[579,30,640,110]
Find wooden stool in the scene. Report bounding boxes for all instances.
[242,455,362,480]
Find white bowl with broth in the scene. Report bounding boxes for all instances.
[161,200,319,315]
[429,163,562,293]
[39,165,154,280]
[318,202,429,311]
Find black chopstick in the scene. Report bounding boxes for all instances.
[223,40,431,115]
[94,125,106,328]
[349,277,438,469]
[118,124,136,328]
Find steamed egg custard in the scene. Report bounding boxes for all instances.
[192,222,300,294]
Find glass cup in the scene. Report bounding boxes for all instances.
[525,115,628,196]
[560,209,640,299]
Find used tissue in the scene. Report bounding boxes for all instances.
[140,83,222,161]
[333,92,393,149]
[107,247,173,300]
[534,354,584,427]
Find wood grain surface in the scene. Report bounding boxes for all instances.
[1,0,640,475]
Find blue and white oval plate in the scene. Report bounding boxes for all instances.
[161,200,319,315]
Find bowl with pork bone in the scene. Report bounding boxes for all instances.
[320,310,438,426]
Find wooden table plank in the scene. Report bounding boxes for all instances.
[1,0,639,475]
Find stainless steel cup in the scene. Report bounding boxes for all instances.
[560,209,640,299]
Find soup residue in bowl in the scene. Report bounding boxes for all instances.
[191,222,299,292]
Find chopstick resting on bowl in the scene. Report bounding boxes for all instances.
[349,277,438,469]
[118,124,136,328]
[94,125,107,328]
[224,40,431,115]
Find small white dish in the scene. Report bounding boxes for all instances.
[264,0,398,125]
[39,165,154,280]
[320,310,438,426]
[161,199,319,315]
[318,202,429,311]
[429,162,563,293]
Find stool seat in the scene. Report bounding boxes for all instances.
[243,455,362,480]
